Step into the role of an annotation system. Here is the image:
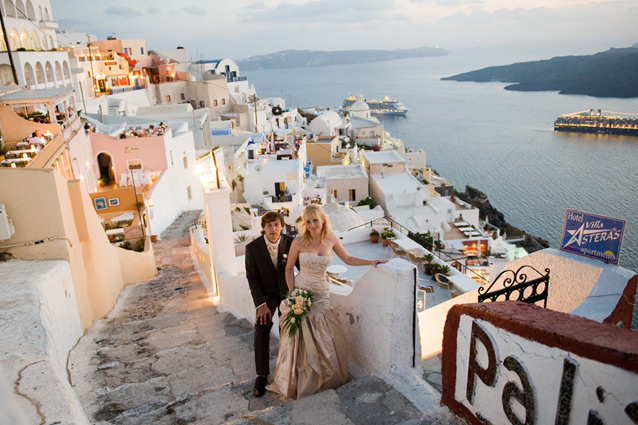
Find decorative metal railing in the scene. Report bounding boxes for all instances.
[478,265,550,307]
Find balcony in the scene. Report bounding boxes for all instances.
[39,19,58,30]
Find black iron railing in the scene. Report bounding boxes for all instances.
[478,265,550,307]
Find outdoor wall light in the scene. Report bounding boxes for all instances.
[147,198,154,207]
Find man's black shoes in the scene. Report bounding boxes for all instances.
[253,375,267,397]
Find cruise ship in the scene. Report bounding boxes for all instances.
[342,95,408,116]
[554,109,638,136]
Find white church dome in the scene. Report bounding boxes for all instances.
[350,95,370,119]
[323,202,364,232]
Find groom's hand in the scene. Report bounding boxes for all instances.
[255,304,272,325]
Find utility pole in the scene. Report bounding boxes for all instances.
[129,170,146,240]
[251,94,258,132]
[0,6,19,85]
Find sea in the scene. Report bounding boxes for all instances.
[244,44,638,279]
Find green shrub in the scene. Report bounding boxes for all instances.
[120,241,132,250]
[408,231,434,251]
[357,196,378,209]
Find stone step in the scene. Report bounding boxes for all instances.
[225,376,431,425]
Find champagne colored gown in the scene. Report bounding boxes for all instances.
[267,252,349,399]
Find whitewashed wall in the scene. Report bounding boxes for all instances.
[0,260,89,424]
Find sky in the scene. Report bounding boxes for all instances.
[51,0,637,61]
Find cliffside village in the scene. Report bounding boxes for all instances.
[1,2,637,424]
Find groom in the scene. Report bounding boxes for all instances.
[245,211,295,397]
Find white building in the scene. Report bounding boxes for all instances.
[0,2,76,89]
[309,110,351,138]
[316,164,369,204]
[87,121,204,238]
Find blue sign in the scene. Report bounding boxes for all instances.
[560,209,625,265]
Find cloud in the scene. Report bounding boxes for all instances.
[442,9,493,23]
[183,6,206,16]
[147,6,160,14]
[104,6,142,17]
[237,0,399,24]
[409,0,483,5]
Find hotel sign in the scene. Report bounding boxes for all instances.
[560,209,625,265]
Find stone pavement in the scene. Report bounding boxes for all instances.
[69,211,462,424]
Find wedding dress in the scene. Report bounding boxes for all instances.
[267,252,348,399]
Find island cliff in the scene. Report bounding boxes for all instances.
[442,46,638,98]
[237,46,448,70]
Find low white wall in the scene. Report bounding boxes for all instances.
[0,260,90,424]
[118,238,157,285]
[332,259,418,377]
[442,302,638,425]
[419,248,637,357]
[505,248,635,324]
[190,225,214,295]
[211,247,418,378]
[419,291,478,358]
[147,172,181,239]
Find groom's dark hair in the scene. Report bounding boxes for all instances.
[261,211,284,232]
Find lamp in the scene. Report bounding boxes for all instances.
[147,198,154,207]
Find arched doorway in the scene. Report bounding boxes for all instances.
[97,152,114,185]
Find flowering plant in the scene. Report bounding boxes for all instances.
[282,253,288,264]
[370,228,379,236]
[281,287,313,337]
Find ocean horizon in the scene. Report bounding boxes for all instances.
[245,44,638,276]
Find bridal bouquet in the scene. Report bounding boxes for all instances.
[281,287,314,337]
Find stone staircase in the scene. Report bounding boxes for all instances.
[68,211,460,424]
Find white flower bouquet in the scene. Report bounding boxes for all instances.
[281,287,313,337]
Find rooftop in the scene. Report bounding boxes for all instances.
[372,172,423,194]
[249,156,299,174]
[0,88,73,102]
[317,164,367,179]
[363,150,405,164]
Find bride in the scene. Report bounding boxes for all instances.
[267,205,387,399]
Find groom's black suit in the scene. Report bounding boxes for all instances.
[245,233,295,377]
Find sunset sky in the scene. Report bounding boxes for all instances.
[52,0,637,60]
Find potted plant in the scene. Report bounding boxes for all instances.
[439,264,451,275]
[380,227,395,247]
[423,253,435,275]
[369,228,380,244]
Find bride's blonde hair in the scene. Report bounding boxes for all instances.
[298,205,333,247]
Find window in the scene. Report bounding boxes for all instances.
[166,95,171,102]
[140,47,144,55]
[332,190,337,199]
[186,185,192,200]
[349,189,356,201]
[127,159,142,170]
[200,100,205,108]
[181,93,185,101]
[222,98,225,105]
[183,155,188,169]
[213,99,218,106]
